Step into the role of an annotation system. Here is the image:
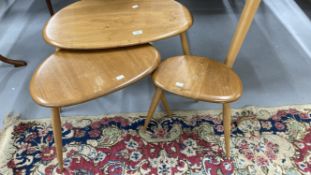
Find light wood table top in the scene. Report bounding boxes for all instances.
[153,55,243,103]
[43,0,192,49]
[30,44,160,107]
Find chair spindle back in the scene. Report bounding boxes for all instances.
[225,0,261,68]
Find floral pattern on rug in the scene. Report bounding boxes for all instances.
[0,107,310,175]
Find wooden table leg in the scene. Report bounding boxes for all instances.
[45,0,54,16]
[160,93,172,116]
[52,107,64,172]
[223,103,232,158]
[0,55,27,67]
[143,87,163,130]
[180,32,191,55]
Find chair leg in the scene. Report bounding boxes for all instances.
[180,32,191,55]
[143,87,163,130]
[45,0,54,16]
[52,107,64,171]
[0,55,27,67]
[223,103,232,158]
[160,93,172,116]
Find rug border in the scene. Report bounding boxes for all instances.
[0,104,311,174]
[3,104,311,126]
[1,104,311,146]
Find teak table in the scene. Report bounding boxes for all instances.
[31,0,193,172]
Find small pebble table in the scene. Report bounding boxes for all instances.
[30,0,193,171]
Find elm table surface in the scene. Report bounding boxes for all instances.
[30,44,160,107]
[43,0,192,49]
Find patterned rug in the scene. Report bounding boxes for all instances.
[0,105,310,175]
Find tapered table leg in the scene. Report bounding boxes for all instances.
[223,103,232,158]
[160,93,172,116]
[180,32,191,55]
[52,107,64,172]
[143,87,163,130]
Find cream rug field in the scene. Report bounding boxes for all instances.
[0,105,310,175]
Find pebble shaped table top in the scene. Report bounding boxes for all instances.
[43,0,193,49]
[30,44,160,107]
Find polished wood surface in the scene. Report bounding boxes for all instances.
[153,55,243,103]
[30,44,160,107]
[143,0,261,158]
[52,107,63,171]
[43,0,193,49]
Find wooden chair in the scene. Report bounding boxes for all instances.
[30,44,163,171]
[143,0,261,158]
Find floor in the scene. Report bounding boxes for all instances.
[1,0,311,128]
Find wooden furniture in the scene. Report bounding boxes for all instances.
[43,0,192,50]
[45,0,54,16]
[0,0,56,67]
[0,54,27,67]
[143,0,261,159]
[32,0,192,171]
[30,45,160,107]
[30,44,162,170]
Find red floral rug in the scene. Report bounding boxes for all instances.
[0,105,310,175]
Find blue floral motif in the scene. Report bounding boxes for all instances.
[3,108,311,175]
